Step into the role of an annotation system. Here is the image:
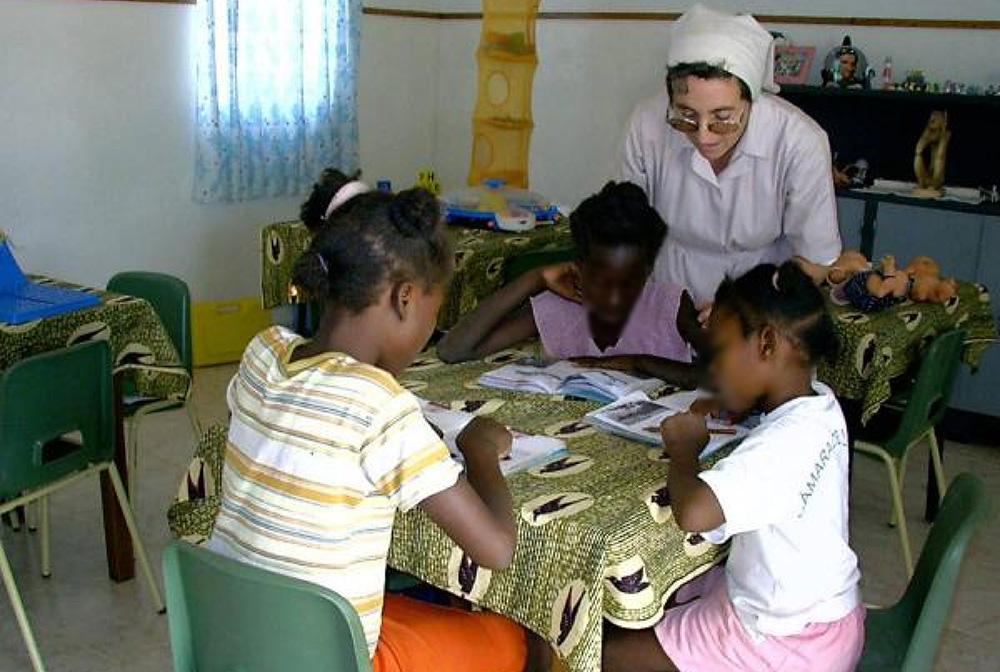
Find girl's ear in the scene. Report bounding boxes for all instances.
[758,324,778,360]
[390,281,415,321]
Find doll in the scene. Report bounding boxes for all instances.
[843,255,911,312]
[907,255,958,304]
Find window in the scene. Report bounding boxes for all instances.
[194,0,361,202]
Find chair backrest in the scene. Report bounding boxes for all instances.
[503,245,577,284]
[162,540,373,672]
[887,473,991,672]
[107,272,193,373]
[884,329,966,458]
[0,342,114,499]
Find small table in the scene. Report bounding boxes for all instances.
[261,220,573,329]
[817,280,996,518]
[0,278,190,582]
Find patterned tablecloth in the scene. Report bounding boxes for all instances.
[0,277,190,401]
[167,347,734,672]
[261,220,573,329]
[819,280,996,424]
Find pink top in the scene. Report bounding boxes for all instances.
[530,281,692,362]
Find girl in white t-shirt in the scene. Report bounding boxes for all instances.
[603,261,864,672]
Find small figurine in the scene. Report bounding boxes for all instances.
[913,111,951,198]
[415,168,442,196]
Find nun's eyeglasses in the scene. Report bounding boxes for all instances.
[666,108,746,136]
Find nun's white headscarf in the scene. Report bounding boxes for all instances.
[666,4,778,100]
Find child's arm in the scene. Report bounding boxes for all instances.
[675,290,710,357]
[437,264,577,363]
[659,413,725,533]
[570,354,705,389]
[419,417,518,569]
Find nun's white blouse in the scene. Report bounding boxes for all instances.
[621,91,842,304]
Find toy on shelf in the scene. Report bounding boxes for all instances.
[795,251,958,312]
[415,168,442,196]
[468,0,541,189]
[442,179,560,232]
[913,111,951,199]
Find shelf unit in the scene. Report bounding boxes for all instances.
[467,0,541,188]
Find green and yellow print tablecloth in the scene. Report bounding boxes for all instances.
[819,281,996,424]
[0,277,190,401]
[389,351,732,672]
[167,349,732,672]
[261,220,573,329]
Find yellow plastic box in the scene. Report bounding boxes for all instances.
[192,298,273,367]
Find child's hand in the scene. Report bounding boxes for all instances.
[570,355,636,372]
[456,416,513,460]
[660,413,709,460]
[540,262,582,303]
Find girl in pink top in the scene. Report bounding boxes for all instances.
[438,182,706,388]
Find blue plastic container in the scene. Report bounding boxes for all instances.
[0,240,100,324]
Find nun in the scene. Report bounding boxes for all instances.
[620,4,842,305]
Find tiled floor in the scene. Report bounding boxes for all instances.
[0,364,997,671]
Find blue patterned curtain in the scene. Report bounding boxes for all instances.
[194,0,361,203]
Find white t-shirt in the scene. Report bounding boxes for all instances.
[620,91,842,304]
[699,382,860,638]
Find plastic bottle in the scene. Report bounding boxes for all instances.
[882,57,893,90]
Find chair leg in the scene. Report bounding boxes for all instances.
[888,454,908,528]
[26,501,37,533]
[927,431,948,505]
[0,540,48,672]
[881,454,915,576]
[39,497,50,579]
[104,464,165,613]
[126,411,143,503]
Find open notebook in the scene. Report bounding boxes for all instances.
[418,398,567,476]
[478,360,664,404]
[586,390,753,459]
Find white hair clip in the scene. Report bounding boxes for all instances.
[772,269,781,291]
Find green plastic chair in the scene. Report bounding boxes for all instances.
[854,329,966,575]
[0,342,164,672]
[163,540,373,672]
[107,272,201,496]
[504,245,577,284]
[857,472,992,672]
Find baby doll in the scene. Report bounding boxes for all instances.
[843,255,911,312]
[794,250,871,286]
[907,256,958,304]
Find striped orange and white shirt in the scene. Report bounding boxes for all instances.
[206,327,461,654]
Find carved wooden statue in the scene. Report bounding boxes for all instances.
[912,110,950,198]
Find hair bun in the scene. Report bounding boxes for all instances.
[390,188,440,236]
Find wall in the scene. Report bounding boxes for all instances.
[0,0,440,301]
[2,0,998,299]
[431,1,1000,208]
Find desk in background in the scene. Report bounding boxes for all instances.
[1,278,190,581]
[261,220,573,330]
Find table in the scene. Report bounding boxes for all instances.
[1,277,190,581]
[819,280,995,425]
[167,352,734,672]
[261,220,573,329]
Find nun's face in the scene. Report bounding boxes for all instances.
[668,76,750,165]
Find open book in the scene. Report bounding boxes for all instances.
[585,391,751,459]
[418,399,568,476]
[477,360,664,404]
